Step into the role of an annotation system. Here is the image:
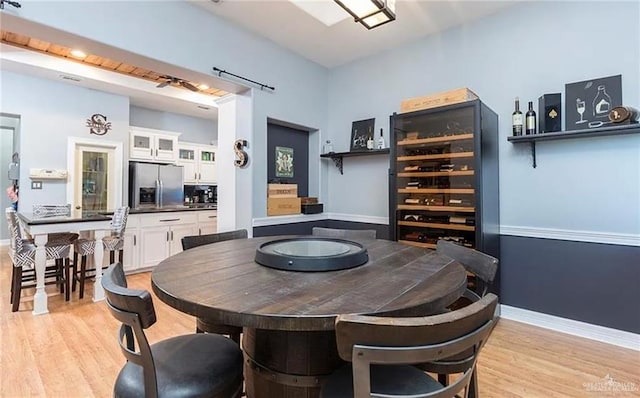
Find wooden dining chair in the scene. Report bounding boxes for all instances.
[311,227,377,240]
[416,239,499,397]
[181,229,248,343]
[320,293,499,398]
[5,208,73,311]
[102,263,244,398]
[436,239,499,303]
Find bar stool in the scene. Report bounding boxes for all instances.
[71,238,96,299]
[102,206,129,263]
[5,208,74,311]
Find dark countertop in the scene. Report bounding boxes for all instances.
[18,211,112,225]
[129,204,217,214]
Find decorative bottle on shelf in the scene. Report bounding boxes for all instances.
[525,101,536,135]
[512,97,523,136]
[366,126,375,150]
[377,128,385,149]
[592,85,612,119]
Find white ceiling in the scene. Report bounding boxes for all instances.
[191,0,519,68]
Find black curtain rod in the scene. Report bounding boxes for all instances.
[213,67,275,92]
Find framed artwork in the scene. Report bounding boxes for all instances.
[350,118,375,152]
[565,74,622,130]
[275,146,294,178]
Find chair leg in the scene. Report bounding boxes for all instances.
[79,255,88,299]
[10,266,16,304]
[64,258,71,302]
[109,250,115,264]
[467,368,478,398]
[11,267,22,312]
[72,251,79,292]
[118,249,124,263]
[438,373,449,386]
[57,259,65,293]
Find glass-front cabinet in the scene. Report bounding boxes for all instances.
[130,127,180,162]
[389,100,499,258]
[176,142,217,185]
[74,145,116,212]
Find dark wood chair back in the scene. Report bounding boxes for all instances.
[312,227,376,240]
[436,240,498,296]
[333,293,498,397]
[181,229,248,251]
[102,263,158,397]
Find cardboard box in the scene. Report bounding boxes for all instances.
[267,197,301,216]
[300,197,318,204]
[400,88,479,113]
[268,183,298,198]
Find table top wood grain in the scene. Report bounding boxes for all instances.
[151,236,467,331]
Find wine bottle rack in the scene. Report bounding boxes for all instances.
[389,100,500,260]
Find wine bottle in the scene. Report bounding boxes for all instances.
[366,126,374,150]
[512,97,523,136]
[377,128,385,149]
[525,101,536,135]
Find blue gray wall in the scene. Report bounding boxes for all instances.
[129,105,217,145]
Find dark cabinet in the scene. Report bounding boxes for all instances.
[389,100,500,259]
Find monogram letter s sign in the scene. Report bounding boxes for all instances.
[234,139,248,168]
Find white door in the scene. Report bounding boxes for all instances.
[170,223,198,255]
[140,226,171,267]
[130,130,155,160]
[199,148,217,184]
[177,146,198,184]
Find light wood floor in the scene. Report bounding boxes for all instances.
[1,247,638,397]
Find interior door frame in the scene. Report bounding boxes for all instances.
[66,137,124,211]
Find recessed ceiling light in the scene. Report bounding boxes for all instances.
[70,49,87,59]
[199,84,209,90]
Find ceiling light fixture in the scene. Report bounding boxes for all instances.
[199,84,209,90]
[333,0,396,29]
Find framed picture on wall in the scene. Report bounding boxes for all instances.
[350,118,375,152]
[275,146,294,178]
[565,74,622,130]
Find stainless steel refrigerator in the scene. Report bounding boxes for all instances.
[129,162,184,208]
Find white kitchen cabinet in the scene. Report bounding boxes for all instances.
[197,210,218,235]
[130,127,180,163]
[177,142,217,185]
[138,212,198,268]
[121,215,140,272]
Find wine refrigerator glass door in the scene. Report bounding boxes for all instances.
[74,145,115,212]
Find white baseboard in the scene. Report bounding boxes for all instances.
[252,213,388,227]
[325,213,388,225]
[500,304,640,351]
[501,225,640,247]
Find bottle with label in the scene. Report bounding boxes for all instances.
[366,126,375,150]
[377,128,385,149]
[512,97,523,136]
[525,101,536,135]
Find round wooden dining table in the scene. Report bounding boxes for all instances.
[151,235,467,398]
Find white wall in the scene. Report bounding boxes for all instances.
[129,105,217,145]
[327,1,640,236]
[0,71,130,211]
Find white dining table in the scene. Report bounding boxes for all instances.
[17,211,113,315]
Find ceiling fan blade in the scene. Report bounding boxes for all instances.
[156,81,170,88]
[180,81,199,92]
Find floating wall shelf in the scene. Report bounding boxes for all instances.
[320,149,390,174]
[507,124,640,168]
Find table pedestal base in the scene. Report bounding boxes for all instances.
[243,328,344,398]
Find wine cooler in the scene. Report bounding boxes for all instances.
[389,99,500,261]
